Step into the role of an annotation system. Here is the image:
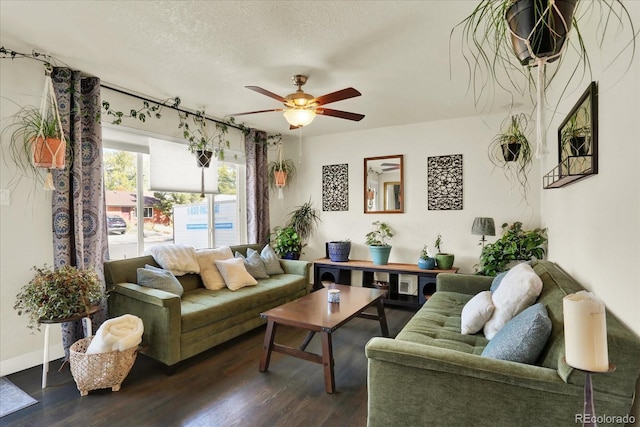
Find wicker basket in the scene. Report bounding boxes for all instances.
[69,337,137,396]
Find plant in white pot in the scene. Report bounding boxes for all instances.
[365,221,394,265]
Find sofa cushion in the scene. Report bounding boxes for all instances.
[396,291,488,355]
[260,245,284,275]
[460,291,494,335]
[148,244,200,276]
[180,273,307,332]
[484,263,542,339]
[481,303,551,364]
[196,247,233,290]
[215,258,258,291]
[236,249,270,279]
[137,265,184,297]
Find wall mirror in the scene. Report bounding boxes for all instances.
[558,81,598,176]
[364,154,404,213]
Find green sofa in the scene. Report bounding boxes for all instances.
[366,260,640,427]
[105,244,311,370]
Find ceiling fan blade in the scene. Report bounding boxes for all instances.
[290,125,302,130]
[316,108,365,121]
[312,88,361,106]
[230,108,283,116]
[245,86,287,103]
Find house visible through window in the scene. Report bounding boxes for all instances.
[103,126,247,260]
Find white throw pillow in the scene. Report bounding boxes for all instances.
[196,247,233,290]
[483,262,543,340]
[461,291,495,335]
[147,244,200,276]
[215,257,258,291]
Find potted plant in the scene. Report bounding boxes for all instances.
[418,245,436,270]
[434,234,455,270]
[452,0,636,154]
[271,226,302,260]
[286,199,320,245]
[488,113,533,200]
[179,111,230,166]
[365,221,394,265]
[13,265,103,331]
[327,240,351,262]
[268,140,296,198]
[560,105,591,156]
[478,221,548,276]
[3,105,67,188]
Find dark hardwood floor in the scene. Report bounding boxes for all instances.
[3,306,413,427]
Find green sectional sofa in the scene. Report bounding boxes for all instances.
[366,260,640,427]
[105,244,311,370]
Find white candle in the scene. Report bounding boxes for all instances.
[563,291,609,372]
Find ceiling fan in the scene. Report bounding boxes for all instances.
[232,75,365,129]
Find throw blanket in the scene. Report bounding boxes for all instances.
[147,244,200,276]
[86,314,144,354]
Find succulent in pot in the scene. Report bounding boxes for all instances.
[418,245,436,270]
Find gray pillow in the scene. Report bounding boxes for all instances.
[481,303,551,364]
[235,250,270,279]
[137,265,184,297]
[259,245,284,275]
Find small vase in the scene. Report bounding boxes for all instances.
[328,241,351,262]
[418,258,436,270]
[435,253,455,270]
[369,245,392,266]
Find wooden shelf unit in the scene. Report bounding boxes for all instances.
[313,258,458,310]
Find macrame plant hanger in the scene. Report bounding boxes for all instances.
[274,141,287,200]
[506,0,571,159]
[37,63,67,190]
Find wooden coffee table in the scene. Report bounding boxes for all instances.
[259,284,389,393]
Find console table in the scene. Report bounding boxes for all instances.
[313,258,458,310]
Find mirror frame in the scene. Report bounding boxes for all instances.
[364,154,404,214]
[557,81,598,175]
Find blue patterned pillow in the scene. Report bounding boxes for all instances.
[490,271,508,293]
[137,265,184,297]
[481,303,551,364]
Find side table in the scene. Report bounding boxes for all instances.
[39,305,99,388]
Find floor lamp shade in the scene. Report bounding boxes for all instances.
[471,217,496,237]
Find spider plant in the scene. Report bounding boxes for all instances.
[488,113,533,200]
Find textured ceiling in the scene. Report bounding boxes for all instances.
[0,1,531,137]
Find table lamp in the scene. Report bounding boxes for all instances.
[471,217,495,248]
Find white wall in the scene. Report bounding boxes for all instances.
[273,113,542,276]
[0,59,61,375]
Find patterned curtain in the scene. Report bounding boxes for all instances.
[51,68,108,359]
[245,129,270,245]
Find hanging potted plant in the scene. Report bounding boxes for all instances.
[365,221,394,265]
[180,110,230,167]
[488,113,533,199]
[3,66,67,190]
[452,0,636,156]
[13,265,104,331]
[268,141,296,199]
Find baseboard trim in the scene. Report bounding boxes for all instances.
[0,344,64,376]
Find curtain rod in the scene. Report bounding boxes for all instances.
[100,83,245,132]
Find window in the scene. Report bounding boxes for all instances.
[103,126,246,260]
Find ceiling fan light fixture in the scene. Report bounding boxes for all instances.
[283,108,316,127]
